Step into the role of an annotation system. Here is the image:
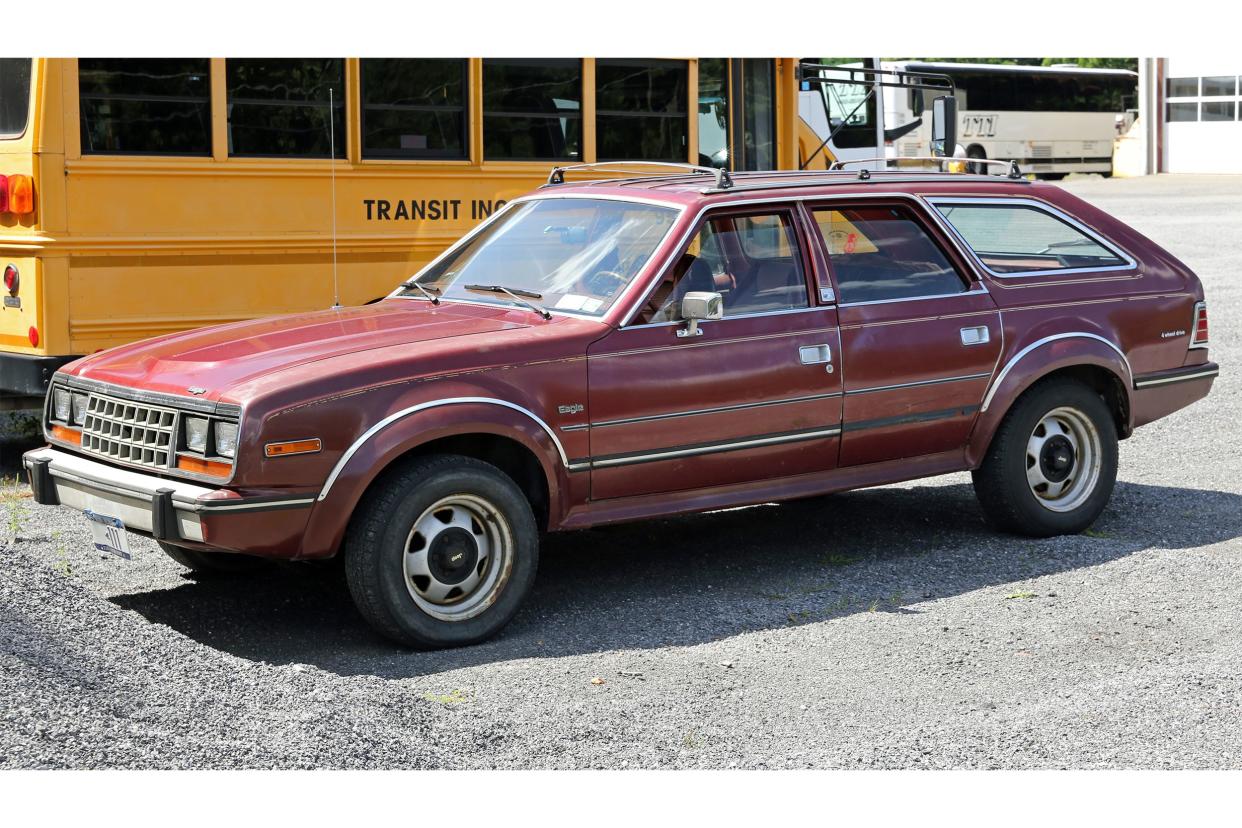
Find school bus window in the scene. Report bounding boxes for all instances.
[483,59,582,161]
[596,59,688,162]
[361,59,467,160]
[0,59,33,139]
[78,59,211,155]
[697,58,729,168]
[739,59,776,170]
[226,59,345,158]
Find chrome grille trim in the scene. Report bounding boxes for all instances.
[80,393,178,469]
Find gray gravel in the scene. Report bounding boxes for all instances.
[2,174,1240,769]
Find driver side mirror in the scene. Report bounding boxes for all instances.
[677,291,722,338]
[931,95,957,158]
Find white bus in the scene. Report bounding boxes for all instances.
[881,61,1137,178]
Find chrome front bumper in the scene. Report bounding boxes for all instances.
[24,446,211,542]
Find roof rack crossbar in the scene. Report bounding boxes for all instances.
[829,156,1024,179]
[546,161,732,190]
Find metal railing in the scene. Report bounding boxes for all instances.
[546,161,732,190]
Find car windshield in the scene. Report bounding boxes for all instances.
[403,197,679,316]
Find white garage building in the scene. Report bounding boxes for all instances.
[1137,58,1242,174]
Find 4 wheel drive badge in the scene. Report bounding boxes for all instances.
[187,386,207,395]
[558,403,584,415]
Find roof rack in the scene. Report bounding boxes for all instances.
[546,161,732,190]
[829,156,1025,180]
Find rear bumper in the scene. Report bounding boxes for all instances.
[23,446,317,556]
[1131,362,1219,429]
[1,353,79,399]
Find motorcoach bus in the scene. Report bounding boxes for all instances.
[0,57,900,408]
[879,61,1136,178]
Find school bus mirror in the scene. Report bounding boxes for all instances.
[931,96,957,157]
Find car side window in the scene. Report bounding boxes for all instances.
[932,202,1128,274]
[635,210,809,324]
[810,205,968,304]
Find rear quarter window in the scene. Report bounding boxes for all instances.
[932,200,1130,275]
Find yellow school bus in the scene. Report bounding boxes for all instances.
[0,57,860,407]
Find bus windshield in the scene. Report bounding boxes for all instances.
[0,59,33,138]
[407,198,679,317]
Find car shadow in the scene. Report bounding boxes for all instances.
[109,479,1242,678]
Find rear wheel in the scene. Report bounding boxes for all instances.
[344,454,539,649]
[158,542,270,573]
[972,378,1118,536]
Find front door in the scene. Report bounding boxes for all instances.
[806,199,1001,467]
[585,206,843,501]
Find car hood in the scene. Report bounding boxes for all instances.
[64,300,536,403]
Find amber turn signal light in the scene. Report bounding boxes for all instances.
[50,424,81,445]
[265,438,322,458]
[5,175,34,215]
[177,455,232,477]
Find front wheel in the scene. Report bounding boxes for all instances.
[972,379,1118,536]
[344,454,539,648]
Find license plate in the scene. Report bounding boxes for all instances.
[85,510,132,560]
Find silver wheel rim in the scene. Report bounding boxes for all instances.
[1025,406,1102,513]
[402,494,513,622]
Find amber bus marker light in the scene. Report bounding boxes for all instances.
[265,438,322,458]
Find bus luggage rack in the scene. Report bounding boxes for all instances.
[546,161,733,190]
[829,156,1025,179]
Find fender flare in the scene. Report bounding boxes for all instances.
[298,398,573,559]
[967,333,1133,467]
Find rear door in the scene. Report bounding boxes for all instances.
[805,198,1001,466]
[584,204,843,501]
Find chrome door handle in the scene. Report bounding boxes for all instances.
[799,344,832,364]
[960,326,990,346]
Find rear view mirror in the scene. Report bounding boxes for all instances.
[931,96,957,157]
[678,291,722,338]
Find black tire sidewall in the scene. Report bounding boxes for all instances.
[361,460,538,648]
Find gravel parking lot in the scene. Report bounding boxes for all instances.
[2,174,1240,769]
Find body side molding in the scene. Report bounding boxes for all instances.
[980,332,1132,412]
[318,397,569,501]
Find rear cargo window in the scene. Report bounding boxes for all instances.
[0,58,33,138]
[932,201,1129,275]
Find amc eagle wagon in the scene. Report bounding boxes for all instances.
[25,162,1217,648]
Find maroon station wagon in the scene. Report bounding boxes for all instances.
[25,163,1217,648]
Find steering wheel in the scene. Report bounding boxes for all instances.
[582,269,628,298]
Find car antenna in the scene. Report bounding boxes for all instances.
[329,86,341,310]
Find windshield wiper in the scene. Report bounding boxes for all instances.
[399,280,441,305]
[463,284,552,319]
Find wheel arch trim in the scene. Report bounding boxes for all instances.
[318,397,569,501]
[981,332,1132,413]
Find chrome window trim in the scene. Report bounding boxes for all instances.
[981,332,1132,412]
[319,397,570,500]
[837,287,988,309]
[623,304,833,331]
[388,193,688,322]
[924,196,1138,280]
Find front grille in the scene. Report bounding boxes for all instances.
[80,393,178,469]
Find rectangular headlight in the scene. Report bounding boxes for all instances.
[71,392,89,426]
[214,421,238,458]
[185,416,209,453]
[52,388,72,423]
